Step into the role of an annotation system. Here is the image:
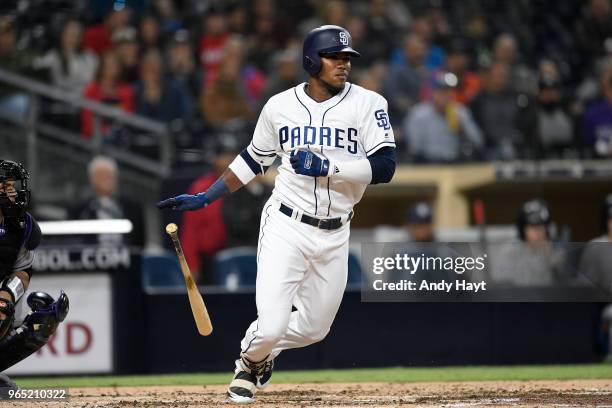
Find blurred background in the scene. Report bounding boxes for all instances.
[2,0,612,376]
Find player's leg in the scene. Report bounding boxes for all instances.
[239,208,315,362]
[269,225,350,357]
[229,202,313,402]
[0,291,69,396]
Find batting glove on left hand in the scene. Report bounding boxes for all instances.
[156,193,210,211]
[290,150,332,177]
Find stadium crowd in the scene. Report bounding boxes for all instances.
[0,0,611,163]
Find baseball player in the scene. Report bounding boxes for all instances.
[0,160,69,394]
[158,25,396,403]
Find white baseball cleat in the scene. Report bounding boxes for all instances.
[227,360,257,404]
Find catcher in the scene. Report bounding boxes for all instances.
[0,160,68,395]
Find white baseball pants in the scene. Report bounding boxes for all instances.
[239,198,350,363]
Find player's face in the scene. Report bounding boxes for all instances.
[319,53,352,89]
[0,179,16,203]
[407,223,434,242]
[524,225,547,244]
[91,165,117,198]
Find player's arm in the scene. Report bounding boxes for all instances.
[0,216,41,318]
[158,100,280,211]
[0,271,30,308]
[290,146,396,184]
[157,98,281,211]
[158,145,277,212]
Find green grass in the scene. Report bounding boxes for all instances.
[14,363,612,389]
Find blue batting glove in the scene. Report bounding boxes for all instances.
[290,150,330,177]
[156,193,210,211]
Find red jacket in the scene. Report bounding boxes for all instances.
[180,172,227,272]
[199,33,230,87]
[82,25,112,56]
[81,81,135,138]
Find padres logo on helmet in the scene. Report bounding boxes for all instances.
[302,25,361,75]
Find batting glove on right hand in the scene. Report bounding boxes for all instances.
[156,193,210,211]
[290,150,332,177]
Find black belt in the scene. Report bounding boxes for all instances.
[279,203,352,230]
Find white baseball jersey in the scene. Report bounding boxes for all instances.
[237,82,395,217]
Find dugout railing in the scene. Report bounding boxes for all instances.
[0,67,174,246]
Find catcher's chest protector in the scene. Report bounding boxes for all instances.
[0,224,24,280]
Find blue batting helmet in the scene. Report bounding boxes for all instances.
[302,25,360,76]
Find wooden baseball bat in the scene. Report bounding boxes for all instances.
[165,223,213,336]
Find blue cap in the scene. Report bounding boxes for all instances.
[406,202,433,224]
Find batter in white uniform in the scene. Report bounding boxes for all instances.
[157,25,396,404]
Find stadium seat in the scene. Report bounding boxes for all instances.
[212,247,258,290]
[142,252,184,288]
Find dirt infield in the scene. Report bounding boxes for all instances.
[2,380,611,407]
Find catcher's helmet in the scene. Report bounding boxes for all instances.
[0,160,31,223]
[302,25,360,76]
[516,199,551,241]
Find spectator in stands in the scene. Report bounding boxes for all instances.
[81,50,134,138]
[37,18,98,130]
[387,201,453,289]
[246,14,278,72]
[384,33,429,126]
[403,72,483,162]
[245,0,291,73]
[39,19,98,96]
[139,15,162,54]
[421,38,482,105]
[574,0,612,75]
[82,6,131,56]
[322,0,349,26]
[535,73,575,158]
[68,156,145,247]
[410,16,445,71]
[200,37,254,127]
[299,0,348,35]
[199,7,230,87]
[424,4,452,49]
[166,29,201,102]
[579,194,612,292]
[443,39,481,105]
[112,26,140,84]
[133,50,193,124]
[363,0,397,64]
[580,193,612,362]
[470,62,537,160]
[0,16,43,120]
[489,199,566,287]
[582,60,612,158]
[227,2,248,35]
[492,33,538,96]
[355,62,387,94]
[152,0,182,36]
[463,13,492,70]
[259,48,301,106]
[181,144,236,282]
[405,202,435,243]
